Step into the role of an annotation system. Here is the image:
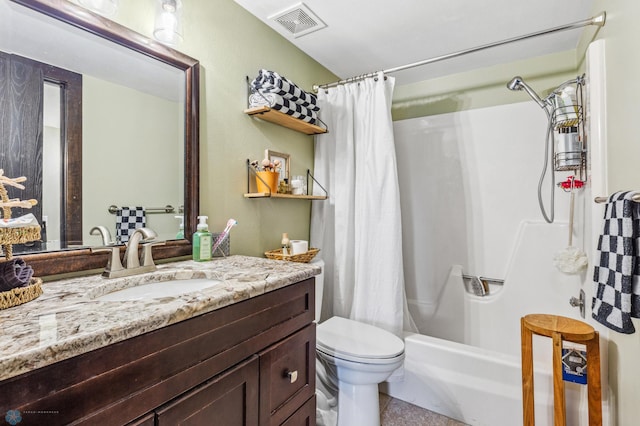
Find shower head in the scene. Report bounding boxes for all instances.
[506,76,547,109]
[506,76,523,91]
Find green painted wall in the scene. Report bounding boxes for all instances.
[392,50,578,120]
[112,0,338,257]
[82,75,182,243]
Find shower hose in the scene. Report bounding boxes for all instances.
[538,109,555,223]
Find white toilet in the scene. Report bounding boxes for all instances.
[313,259,405,426]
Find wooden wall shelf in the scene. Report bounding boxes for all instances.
[243,193,327,200]
[244,106,327,135]
[244,160,328,200]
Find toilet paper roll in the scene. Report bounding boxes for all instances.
[290,240,308,255]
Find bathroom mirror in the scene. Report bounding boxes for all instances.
[1,0,199,275]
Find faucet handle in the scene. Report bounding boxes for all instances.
[140,241,165,268]
[91,246,124,277]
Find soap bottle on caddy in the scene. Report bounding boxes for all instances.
[193,215,213,261]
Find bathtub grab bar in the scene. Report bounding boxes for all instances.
[462,274,504,297]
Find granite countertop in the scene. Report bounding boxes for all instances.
[0,255,320,382]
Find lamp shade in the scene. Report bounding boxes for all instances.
[154,0,183,46]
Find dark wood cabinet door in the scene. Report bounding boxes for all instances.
[126,412,155,426]
[260,324,316,425]
[280,395,316,426]
[156,356,259,426]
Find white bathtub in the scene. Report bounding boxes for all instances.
[381,222,610,426]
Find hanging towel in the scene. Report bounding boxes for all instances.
[115,206,146,244]
[592,191,640,333]
[249,91,318,124]
[251,69,320,112]
[0,257,34,291]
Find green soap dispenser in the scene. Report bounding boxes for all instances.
[175,215,185,239]
[193,215,213,261]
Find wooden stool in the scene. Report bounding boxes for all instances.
[521,314,602,425]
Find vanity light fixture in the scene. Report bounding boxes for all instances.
[77,0,119,17]
[154,0,183,46]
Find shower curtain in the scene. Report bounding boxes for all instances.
[310,72,414,336]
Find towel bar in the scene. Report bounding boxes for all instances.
[108,205,175,214]
[594,194,640,203]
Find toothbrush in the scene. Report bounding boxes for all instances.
[211,218,237,256]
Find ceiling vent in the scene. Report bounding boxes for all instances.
[269,3,327,38]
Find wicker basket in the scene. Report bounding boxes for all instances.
[0,225,41,245]
[0,277,43,310]
[264,248,319,263]
[0,173,43,308]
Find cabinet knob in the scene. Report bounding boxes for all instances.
[286,370,298,384]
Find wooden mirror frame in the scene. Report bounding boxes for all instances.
[9,0,199,276]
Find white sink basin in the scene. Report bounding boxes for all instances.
[96,278,223,302]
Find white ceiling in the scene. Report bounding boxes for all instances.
[234,0,597,86]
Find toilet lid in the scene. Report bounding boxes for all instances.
[317,317,404,362]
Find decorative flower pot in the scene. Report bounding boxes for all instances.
[255,171,279,194]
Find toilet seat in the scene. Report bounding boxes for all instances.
[317,316,404,364]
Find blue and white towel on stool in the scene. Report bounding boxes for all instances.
[116,206,146,244]
[592,191,640,333]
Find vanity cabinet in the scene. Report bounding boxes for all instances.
[0,278,316,426]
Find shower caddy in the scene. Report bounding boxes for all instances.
[509,74,588,223]
[551,74,587,181]
[0,174,43,309]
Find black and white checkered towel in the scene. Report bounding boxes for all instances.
[251,69,320,112]
[592,191,640,333]
[249,92,318,124]
[116,207,146,244]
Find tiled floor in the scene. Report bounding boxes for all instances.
[379,393,468,426]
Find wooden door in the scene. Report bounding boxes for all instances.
[0,51,82,252]
[0,52,44,220]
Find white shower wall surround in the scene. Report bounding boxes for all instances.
[394,101,580,330]
[382,102,609,425]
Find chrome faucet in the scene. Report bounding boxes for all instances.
[90,225,114,246]
[92,227,165,278]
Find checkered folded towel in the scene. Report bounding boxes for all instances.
[592,191,640,333]
[251,69,319,112]
[116,207,146,244]
[249,92,318,124]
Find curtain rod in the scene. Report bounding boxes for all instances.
[312,12,606,92]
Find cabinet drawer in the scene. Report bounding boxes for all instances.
[156,356,259,425]
[260,324,316,425]
[281,395,316,426]
[126,413,155,426]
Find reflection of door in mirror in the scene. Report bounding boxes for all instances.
[0,51,82,254]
